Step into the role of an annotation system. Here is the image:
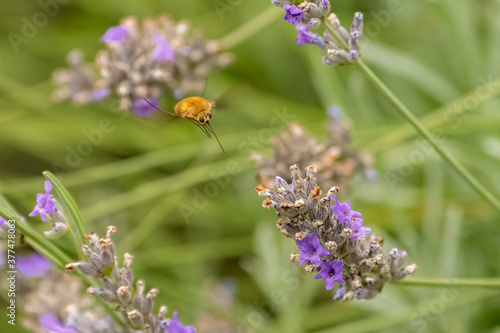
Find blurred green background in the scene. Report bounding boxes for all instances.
[1,0,500,332]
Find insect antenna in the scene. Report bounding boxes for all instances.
[206,122,225,153]
[142,97,178,117]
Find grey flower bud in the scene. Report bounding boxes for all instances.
[127,310,144,328]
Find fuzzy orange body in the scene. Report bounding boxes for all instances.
[174,96,215,123]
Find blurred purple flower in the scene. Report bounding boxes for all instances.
[29,181,56,222]
[153,33,176,63]
[315,260,345,290]
[296,24,325,47]
[101,26,130,43]
[39,313,77,333]
[18,253,52,277]
[295,233,330,267]
[92,88,111,101]
[134,97,159,118]
[333,285,346,300]
[349,218,371,242]
[283,4,303,24]
[167,311,195,333]
[0,216,7,228]
[332,196,361,225]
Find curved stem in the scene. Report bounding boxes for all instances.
[323,20,500,212]
[220,6,282,50]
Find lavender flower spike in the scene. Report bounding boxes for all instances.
[295,233,330,267]
[167,311,196,333]
[315,260,345,290]
[257,164,417,301]
[29,181,56,222]
[100,25,130,43]
[283,4,303,24]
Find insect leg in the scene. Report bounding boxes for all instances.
[187,118,212,138]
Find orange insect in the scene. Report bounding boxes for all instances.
[143,96,225,153]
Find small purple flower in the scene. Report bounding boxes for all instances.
[0,216,7,228]
[167,311,195,333]
[328,105,342,123]
[134,97,159,118]
[332,197,362,225]
[296,24,325,47]
[153,33,176,63]
[333,285,346,300]
[39,313,77,333]
[315,260,345,290]
[92,88,111,102]
[295,233,330,267]
[101,26,130,44]
[18,253,52,277]
[29,181,56,222]
[349,218,371,242]
[283,4,303,24]
[321,0,330,5]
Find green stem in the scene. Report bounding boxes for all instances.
[397,277,500,289]
[356,58,500,211]
[220,6,282,50]
[323,21,500,212]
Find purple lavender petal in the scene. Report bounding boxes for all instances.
[29,182,57,222]
[296,24,313,46]
[333,198,362,225]
[296,233,329,267]
[296,24,325,47]
[0,216,7,228]
[315,260,345,290]
[283,4,303,24]
[101,26,130,44]
[153,33,176,63]
[44,181,52,192]
[167,311,196,333]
